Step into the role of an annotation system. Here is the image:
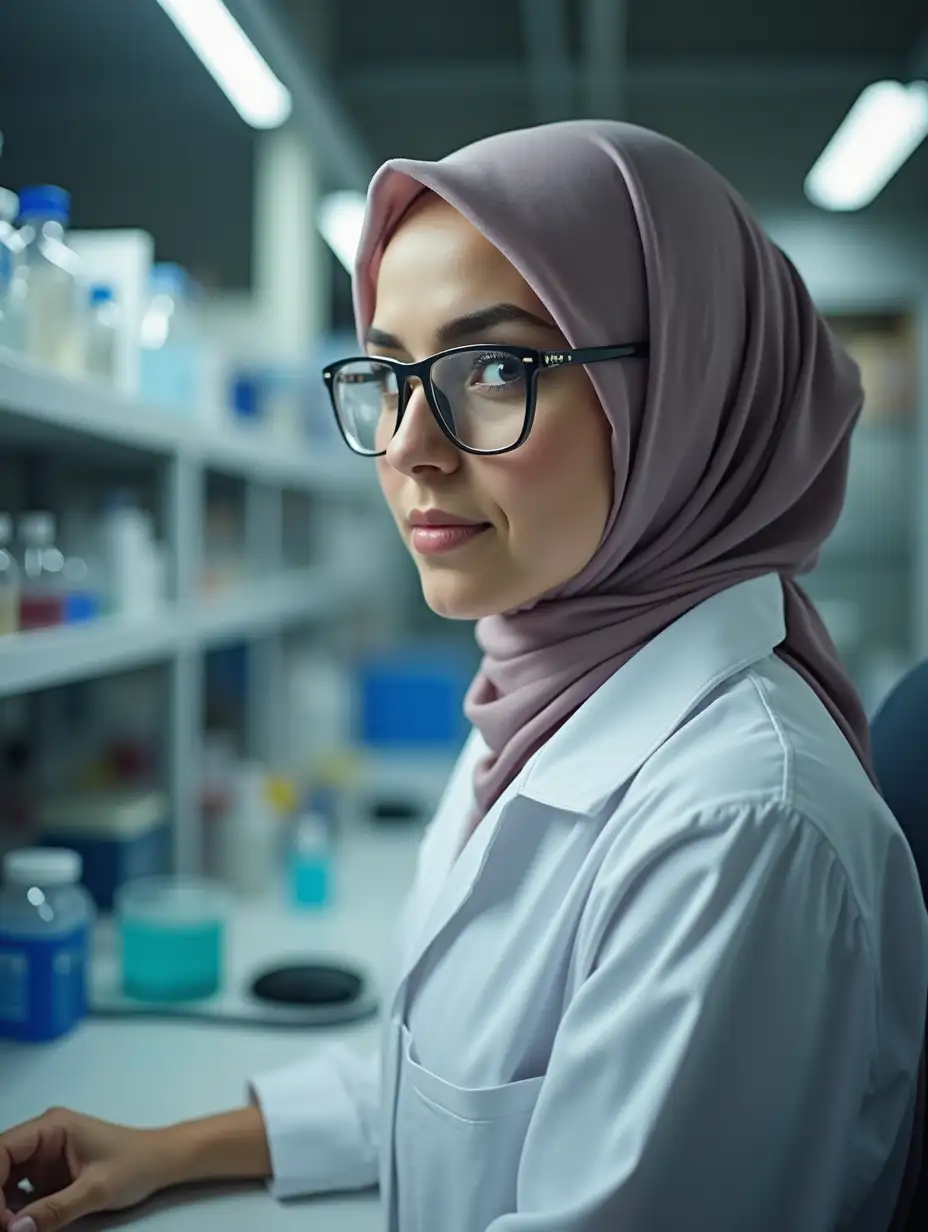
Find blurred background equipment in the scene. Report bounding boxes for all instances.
[0,0,927,1043]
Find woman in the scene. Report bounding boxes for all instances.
[2,120,927,1232]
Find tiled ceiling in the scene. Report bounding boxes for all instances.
[0,0,925,286]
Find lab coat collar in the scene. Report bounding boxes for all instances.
[519,574,787,816]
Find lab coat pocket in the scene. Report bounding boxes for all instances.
[396,1025,543,1232]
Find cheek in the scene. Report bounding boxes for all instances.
[376,460,403,524]
[376,461,417,549]
[494,395,613,550]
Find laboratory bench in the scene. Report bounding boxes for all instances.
[0,821,423,1231]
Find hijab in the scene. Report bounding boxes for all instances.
[353,120,872,819]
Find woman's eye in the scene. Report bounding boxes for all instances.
[472,353,521,387]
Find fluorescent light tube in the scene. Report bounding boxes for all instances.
[156,0,292,129]
[318,191,368,271]
[805,80,928,211]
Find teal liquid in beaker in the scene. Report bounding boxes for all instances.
[117,876,227,1002]
[121,916,223,1001]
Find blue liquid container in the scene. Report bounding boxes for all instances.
[290,812,332,910]
[116,876,226,1002]
[0,848,94,1043]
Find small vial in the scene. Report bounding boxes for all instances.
[290,811,332,909]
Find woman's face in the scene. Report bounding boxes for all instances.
[372,195,613,619]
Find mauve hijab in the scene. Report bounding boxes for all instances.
[353,119,872,819]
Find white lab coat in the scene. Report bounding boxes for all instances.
[251,574,928,1232]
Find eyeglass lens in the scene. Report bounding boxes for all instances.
[332,349,530,454]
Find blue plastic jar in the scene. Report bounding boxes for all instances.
[0,848,94,1042]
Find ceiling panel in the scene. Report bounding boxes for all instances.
[0,0,211,94]
[1,0,925,289]
[331,0,525,63]
[625,0,925,57]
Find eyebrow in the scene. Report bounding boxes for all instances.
[365,302,562,352]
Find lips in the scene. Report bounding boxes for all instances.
[408,522,490,555]
[408,509,486,528]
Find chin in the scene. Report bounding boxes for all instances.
[418,573,507,621]
[418,567,536,621]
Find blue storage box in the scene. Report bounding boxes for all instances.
[357,650,471,751]
[39,789,171,912]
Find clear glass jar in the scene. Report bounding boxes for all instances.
[139,262,205,411]
[18,510,66,630]
[0,186,24,352]
[13,185,86,375]
[0,848,95,1041]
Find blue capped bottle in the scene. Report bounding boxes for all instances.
[0,848,94,1042]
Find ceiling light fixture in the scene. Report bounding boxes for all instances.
[317,191,367,271]
[805,80,928,211]
[156,0,292,129]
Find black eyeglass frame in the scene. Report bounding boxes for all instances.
[321,341,649,457]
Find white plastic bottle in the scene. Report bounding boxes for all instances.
[85,284,120,384]
[14,185,85,375]
[0,848,95,1042]
[100,492,162,619]
[218,763,279,899]
[0,512,20,635]
[0,187,24,352]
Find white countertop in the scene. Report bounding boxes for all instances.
[0,822,422,1231]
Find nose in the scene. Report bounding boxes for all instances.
[383,378,460,476]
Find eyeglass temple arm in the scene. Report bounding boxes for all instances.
[541,343,649,367]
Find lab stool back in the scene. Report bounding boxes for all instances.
[871,661,928,1230]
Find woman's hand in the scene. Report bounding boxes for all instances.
[0,1107,170,1232]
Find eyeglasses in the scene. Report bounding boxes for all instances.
[322,341,649,457]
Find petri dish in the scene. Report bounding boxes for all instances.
[116,876,228,1002]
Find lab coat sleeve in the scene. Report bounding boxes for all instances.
[488,800,924,1232]
[249,1043,381,1199]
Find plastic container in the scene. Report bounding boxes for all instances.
[85,284,120,384]
[100,492,164,619]
[358,650,471,750]
[116,876,227,1002]
[290,809,332,909]
[18,511,65,630]
[0,512,20,635]
[217,763,280,899]
[139,262,202,411]
[15,185,85,375]
[39,789,170,912]
[0,848,95,1042]
[0,186,24,351]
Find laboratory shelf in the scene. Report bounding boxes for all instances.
[0,613,183,697]
[193,565,366,646]
[0,567,362,698]
[193,423,371,495]
[0,348,373,495]
[0,348,380,872]
[0,347,179,458]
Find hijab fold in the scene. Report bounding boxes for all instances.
[353,121,872,819]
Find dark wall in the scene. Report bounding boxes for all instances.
[0,0,256,289]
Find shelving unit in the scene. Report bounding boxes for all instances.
[0,346,371,492]
[803,307,923,709]
[0,348,379,872]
